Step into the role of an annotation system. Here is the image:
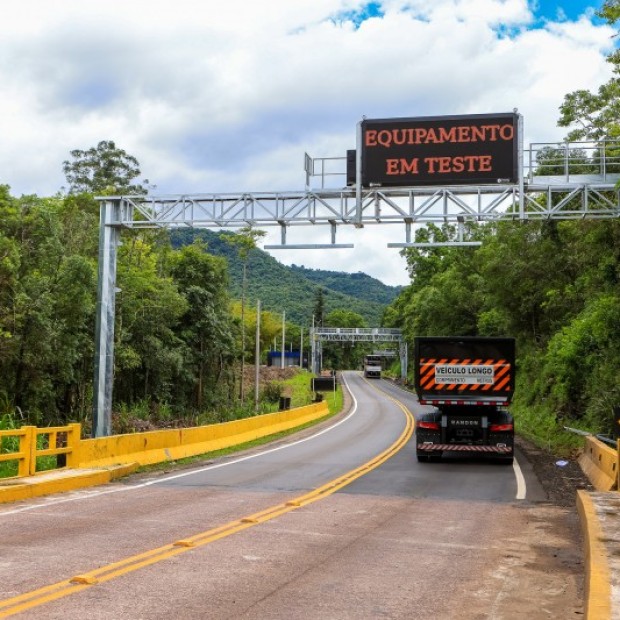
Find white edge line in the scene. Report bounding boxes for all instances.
[0,374,360,516]
[513,455,527,500]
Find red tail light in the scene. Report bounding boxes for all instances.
[489,423,514,432]
[418,420,440,431]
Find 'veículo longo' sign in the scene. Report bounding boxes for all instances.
[360,112,518,187]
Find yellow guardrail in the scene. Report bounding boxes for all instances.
[0,424,81,477]
[0,402,330,479]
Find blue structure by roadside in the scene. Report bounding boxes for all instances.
[267,351,307,368]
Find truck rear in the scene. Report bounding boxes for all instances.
[363,355,382,378]
[414,337,515,463]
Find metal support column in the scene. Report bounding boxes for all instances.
[355,120,363,227]
[254,300,261,411]
[399,341,408,381]
[517,112,525,219]
[310,329,321,375]
[92,200,121,437]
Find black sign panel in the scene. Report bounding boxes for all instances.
[361,113,518,187]
[312,377,336,392]
[346,149,356,186]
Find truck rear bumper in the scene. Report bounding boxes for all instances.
[417,444,513,453]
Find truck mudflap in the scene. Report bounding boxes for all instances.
[417,444,512,453]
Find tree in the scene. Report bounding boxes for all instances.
[63,140,149,195]
[220,226,266,401]
[170,241,236,411]
[313,287,326,327]
[557,2,620,143]
[113,236,187,408]
[0,189,99,423]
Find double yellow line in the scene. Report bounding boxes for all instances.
[0,380,413,617]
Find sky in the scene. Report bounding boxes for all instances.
[0,0,615,286]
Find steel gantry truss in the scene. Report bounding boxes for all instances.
[100,181,620,234]
[309,328,407,379]
[92,139,620,436]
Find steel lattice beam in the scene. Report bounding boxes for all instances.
[101,182,620,234]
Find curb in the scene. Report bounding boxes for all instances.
[577,489,612,619]
[0,463,139,504]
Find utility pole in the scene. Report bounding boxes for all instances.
[255,300,261,411]
[281,311,286,368]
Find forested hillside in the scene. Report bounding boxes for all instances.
[288,265,402,306]
[169,229,396,325]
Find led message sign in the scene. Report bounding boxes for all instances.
[360,113,518,187]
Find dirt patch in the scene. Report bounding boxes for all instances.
[515,435,594,507]
[242,364,300,385]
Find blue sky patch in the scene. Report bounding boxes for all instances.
[332,1,385,28]
[530,0,602,23]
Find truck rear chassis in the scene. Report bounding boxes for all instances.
[416,407,514,463]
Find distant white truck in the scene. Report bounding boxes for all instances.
[363,355,382,378]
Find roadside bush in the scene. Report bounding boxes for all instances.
[261,381,282,403]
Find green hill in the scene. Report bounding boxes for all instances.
[169,229,400,326]
[289,265,402,306]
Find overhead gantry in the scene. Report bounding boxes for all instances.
[91,118,620,436]
[309,327,407,379]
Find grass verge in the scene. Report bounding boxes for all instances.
[511,400,588,457]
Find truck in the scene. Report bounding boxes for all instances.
[363,354,383,378]
[413,336,515,464]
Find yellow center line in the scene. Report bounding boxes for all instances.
[0,380,414,618]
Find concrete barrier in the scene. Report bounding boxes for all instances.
[577,490,614,619]
[77,402,329,468]
[1,401,330,479]
[578,436,618,492]
[0,402,331,503]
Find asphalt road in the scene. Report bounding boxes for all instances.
[0,372,583,619]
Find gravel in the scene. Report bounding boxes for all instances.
[515,434,594,506]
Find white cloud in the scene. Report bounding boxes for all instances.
[0,0,614,286]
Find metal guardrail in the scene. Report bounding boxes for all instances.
[596,435,617,447]
[564,426,618,447]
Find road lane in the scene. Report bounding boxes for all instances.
[0,371,581,619]
[156,372,408,494]
[367,377,546,503]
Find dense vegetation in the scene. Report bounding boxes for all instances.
[170,229,398,325]
[0,183,392,433]
[383,219,620,449]
[0,186,249,430]
[288,265,402,306]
